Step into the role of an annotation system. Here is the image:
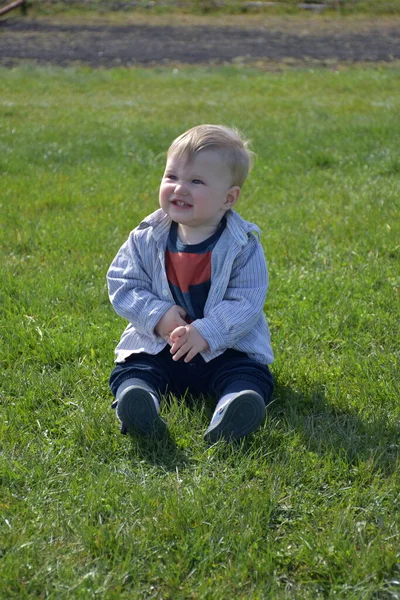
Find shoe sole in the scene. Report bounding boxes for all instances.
[116,386,167,437]
[204,391,265,443]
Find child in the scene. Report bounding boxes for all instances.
[107,124,274,442]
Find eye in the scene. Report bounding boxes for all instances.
[192,179,204,185]
[165,174,177,181]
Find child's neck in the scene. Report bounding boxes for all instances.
[177,224,218,245]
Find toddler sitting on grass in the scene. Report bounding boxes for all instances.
[107,124,274,442]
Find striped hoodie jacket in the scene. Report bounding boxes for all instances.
[107,208,273,365]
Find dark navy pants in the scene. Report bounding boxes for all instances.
[109,346,274,405]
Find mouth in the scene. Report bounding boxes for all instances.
[171,199,192,208]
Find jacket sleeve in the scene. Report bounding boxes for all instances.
[107,231,173,337]
[192,235,268,353]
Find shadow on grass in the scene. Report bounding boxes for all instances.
[127,430,194,473]
[121,382,398,473]
[271,380,400,474]
[124,393,259,469]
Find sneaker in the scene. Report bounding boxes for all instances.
[115,385,167,437]
[204,390,266,443]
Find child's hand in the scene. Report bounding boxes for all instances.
[169,325,209,363]
[155,305,187,342]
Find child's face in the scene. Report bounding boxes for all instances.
[159,149,239,236]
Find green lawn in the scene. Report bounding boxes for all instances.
[24,0,400,17]
[1,64,399,599]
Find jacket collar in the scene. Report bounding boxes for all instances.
[140,208,259,248]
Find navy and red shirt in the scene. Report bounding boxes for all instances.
[165,218,226,322]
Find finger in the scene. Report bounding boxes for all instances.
[170,326,187,343]
[184,347,199,363]
[171,343,190,362]
[169,337,185,355]
[171,325,187,338]
[171,344,188,359]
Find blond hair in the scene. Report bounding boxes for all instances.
[167,124,254,188]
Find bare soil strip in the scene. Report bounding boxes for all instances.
[1,17,399,66]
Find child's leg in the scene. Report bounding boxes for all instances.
[204,386,266,443]
[204,350,274,442]
[114,378,166,437]
[109,349,172,437]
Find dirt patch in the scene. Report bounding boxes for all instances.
[1,16,399,67]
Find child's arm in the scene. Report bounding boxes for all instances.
[107,231,177,338]
[188,236,268,354]
[154,305,188,342]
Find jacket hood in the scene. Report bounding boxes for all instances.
[137,208,260,247]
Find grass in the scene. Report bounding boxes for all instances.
[1,63,400,598]
[17,0,400,19]
[6,0,400,29]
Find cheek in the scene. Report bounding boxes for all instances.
[160,185,170,199]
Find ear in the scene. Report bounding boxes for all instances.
[224,186,241,210]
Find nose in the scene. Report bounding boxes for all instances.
[174,181,188,195]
